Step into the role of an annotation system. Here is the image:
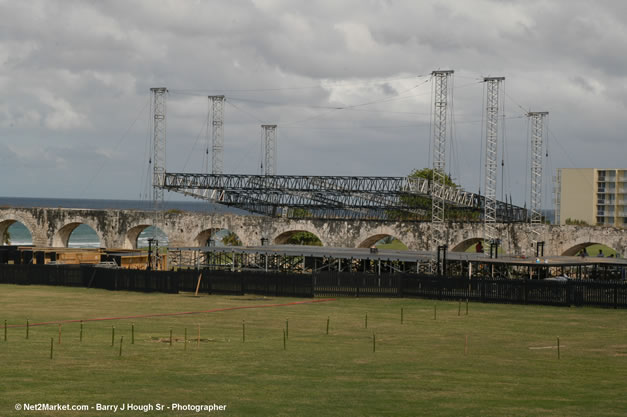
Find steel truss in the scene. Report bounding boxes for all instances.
[150,88,167,207]
[528,111,548,226]
[431,70,454,246]
[483,77,505,241]
[163,173,528,222]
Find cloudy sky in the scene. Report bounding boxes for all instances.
[1,0,625,208]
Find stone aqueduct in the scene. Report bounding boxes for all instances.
[0,207,626,257]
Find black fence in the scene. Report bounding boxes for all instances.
[1,264,626,309]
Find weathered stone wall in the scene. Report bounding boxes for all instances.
[0,207,625,257]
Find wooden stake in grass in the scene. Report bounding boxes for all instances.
[111,326,115,347]
[557,336,560,360]
[372,332,376,353]
[169,328,173,347]
[80,320,83,343]
[50,337,54,359]
[184,328,187,351]
[194,273,202,297]
[365,313,368,329]
[58,324,62,345]
[119,336,123,357]
[283,329,286,350]
[131,323,135,345]
[326,317,329,335]
[26,319,29,339]
[242,320,245,343]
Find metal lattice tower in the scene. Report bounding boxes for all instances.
[482,77,505,241]
[528,111,549,225]
[262,124,277,176]
[150,87,167,209]
[431,70,454,247]
[209,95,225,175]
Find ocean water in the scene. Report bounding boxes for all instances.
[1,196,244,248]
[5,217,169,248]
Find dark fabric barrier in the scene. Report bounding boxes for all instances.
[0,264,625,308]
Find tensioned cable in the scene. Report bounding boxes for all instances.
[181,111,210,173]
[500,81,507,202]
[427,74,433,171]
[225,99,265,124]
[478,81,485,195]
[524,116,530,209]
[168,74,430,95]
[79,96,150,199]
[140,95,153,202]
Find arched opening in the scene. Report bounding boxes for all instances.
[274,230,323,246]
[451,238,484,253]
[357,234,409,250]
[0,220,33,246]
[53,223,102,248]
[451,238,504,254]
[562,242,618,257]
[195,228,242,247]
[137,226,169,249]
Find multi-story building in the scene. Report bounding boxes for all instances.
[555,168,627,227]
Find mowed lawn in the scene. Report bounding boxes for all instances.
[1,285,627,417]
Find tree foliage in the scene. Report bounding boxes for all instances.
[565,218,589,226]
[2,229,10,245]
[285,231,322,246]
[388,168,479,221]
[221,231,242,246]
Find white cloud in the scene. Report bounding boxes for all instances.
[0,0,625,204]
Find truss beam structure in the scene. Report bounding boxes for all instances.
[528,111,549,226]
[431,70,454,246]
[163,173,527,222]
[262,124,277,176]
[483,77,505,241]
[431,70,454,224]
[209,95,225,175]
[150,87,167,209]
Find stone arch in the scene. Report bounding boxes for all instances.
[561,242,618,257]
[52,222,103,248]
[124,223,169,249]
[357,233,409,250]
[0,211,40,245]
[0,219,33,246]
[194,228,243,247]
[124,225,150,249]
[273,230,324,246]
[451,237,485,253]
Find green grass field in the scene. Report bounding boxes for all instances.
[2,285,627,417]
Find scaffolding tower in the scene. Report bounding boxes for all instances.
[431,70,454,248]
[209,95,225,175]
[150,87,167,209]
[262,124,277,176]
[528,111,549,225]
[483,77,505,242]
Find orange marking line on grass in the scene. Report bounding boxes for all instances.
[5,298,337,328]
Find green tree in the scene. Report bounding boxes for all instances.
[389,168,479,221]
[2,229,10,245]
[222,231,242,246]
[289,208,312,218]
[285,231,322,246]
